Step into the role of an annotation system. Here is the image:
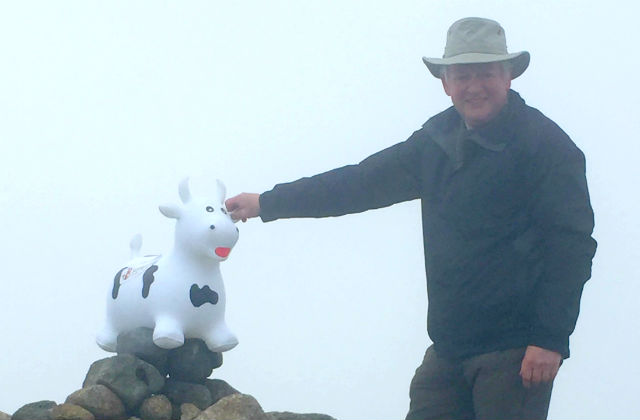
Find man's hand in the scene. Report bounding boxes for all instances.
[225,193,261,222]
[519,345,562,388]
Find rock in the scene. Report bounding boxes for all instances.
[51,403,95,420]
[138,395,172,420]
[194,394,267,420]
[167,339,222,382]
[12,400,56,420]
[171,403,182,420]
[83,354,164,411]
[66,385,125,420]
[266,413,337,420]
[204,379,240,405]
[163,379,212,410]
[179,403,201,420]
[116,327,170,375]
[0,410,9,420]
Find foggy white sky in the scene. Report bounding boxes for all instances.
[1,1,638,419]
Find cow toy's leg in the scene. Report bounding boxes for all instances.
[153,316,185,349]
[96,324,118,352]
[204,322,238,352]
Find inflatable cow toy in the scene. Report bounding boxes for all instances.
[97,178,239,353]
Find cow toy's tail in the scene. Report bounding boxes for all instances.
[130,234,143,258]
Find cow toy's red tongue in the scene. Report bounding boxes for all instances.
[215,247,231,258]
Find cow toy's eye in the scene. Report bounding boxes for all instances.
[210,225,216,230]
[206,206,214,212]
[221,208,227,215]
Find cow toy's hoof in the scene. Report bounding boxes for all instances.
[96,328,118,352]
[153,334,185,349]
[206,332,239,352]
[211,340,239,352]
[153,318,185,349]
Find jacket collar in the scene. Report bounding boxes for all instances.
[424,90,526,163]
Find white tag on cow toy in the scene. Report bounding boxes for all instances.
[119,255,161,283]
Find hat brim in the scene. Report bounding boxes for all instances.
[422,51,530,79]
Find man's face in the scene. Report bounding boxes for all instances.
[441,62,512,129]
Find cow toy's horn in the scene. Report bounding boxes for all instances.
[216,179,226,203]
[178,177,192,204]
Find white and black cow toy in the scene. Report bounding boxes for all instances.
[97,178,239,353]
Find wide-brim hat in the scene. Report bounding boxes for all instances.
[423,17,530,79]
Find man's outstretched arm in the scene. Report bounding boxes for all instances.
[225,129,429,223]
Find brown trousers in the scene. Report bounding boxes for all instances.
[406,346,554,420]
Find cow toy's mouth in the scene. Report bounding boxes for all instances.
[215,247,231,258]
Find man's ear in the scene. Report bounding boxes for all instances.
[441,76,452,97]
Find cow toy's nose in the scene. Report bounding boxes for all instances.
[215,247,231,258]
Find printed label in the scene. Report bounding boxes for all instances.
[120,255,161,283]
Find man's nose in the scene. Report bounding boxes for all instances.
[466,75,484,91]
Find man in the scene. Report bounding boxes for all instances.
[226,17,596,419]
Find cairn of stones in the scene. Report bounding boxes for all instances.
[6,328,335,420]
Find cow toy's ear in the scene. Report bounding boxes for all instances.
[159,204,182,219]
[216,179,227,203]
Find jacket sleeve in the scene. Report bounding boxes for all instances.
[527,127,597,358]
[259,130,428,222]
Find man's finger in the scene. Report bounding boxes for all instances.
[545,363,559,383]
[520,365,533,389]
[530,366,543,386]
[225,198,239,211]
[229,211,244,223]
[547,363,560,383]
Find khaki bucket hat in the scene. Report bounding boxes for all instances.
[423,17,530,79]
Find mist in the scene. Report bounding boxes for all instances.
[1,1,638,419]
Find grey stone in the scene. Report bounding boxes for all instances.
[266,412,337,420]
[116,327,170,375]
[194,394,267,420]
[171,403,182,420]
[83,354,165,411]
[12,400,56,420]
[167,339,222,382]
[163,379,212,410]
[179,403,201,420]
[0,410,9,420]
[138,395,172,420]
[51,403,95,420]
[204,379,239,405]
[66,385,125,420]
